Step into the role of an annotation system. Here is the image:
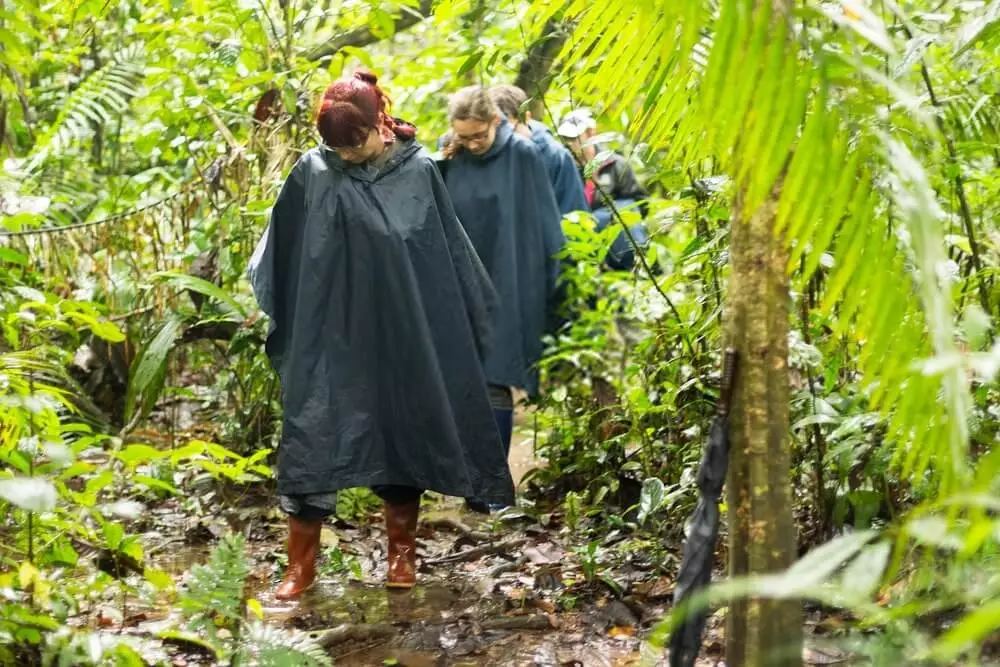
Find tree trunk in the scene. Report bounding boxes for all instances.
[724,181,802,666]
[514,20,569,119]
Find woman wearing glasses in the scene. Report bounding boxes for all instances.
[438,86,565,512]
[249,71,514,598]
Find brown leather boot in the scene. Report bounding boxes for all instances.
[275,516,322,600]
[385,499,420,589]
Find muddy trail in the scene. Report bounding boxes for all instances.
[94,412,850,667]
[133,498,682,667]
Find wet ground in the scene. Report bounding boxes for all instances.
[92,406,849,666]
[134,498,682,667]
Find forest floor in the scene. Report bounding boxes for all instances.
[101,406,853,666]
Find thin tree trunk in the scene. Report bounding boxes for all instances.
[725,181,802,667]
[724,0,802,661]
[514,20,569,118]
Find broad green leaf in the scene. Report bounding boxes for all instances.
[145,568,174,591]
[0,248,28,265]
[126,318,183,422]
[103,521,125,550]
[115,443,168,464]
[838,541,891,600]
[150,271,245,318]
[90,320,127,343]
[780,530,877,593]
[953,0,1000,56]
[133,475,179,495]
[246,598,264,620]
[637,477,666,525]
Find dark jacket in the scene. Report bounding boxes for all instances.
[439,120,565,396]
[586,152,649,212]
[527,120,589,215]
[248,137,515,505]
[585,152,650,271]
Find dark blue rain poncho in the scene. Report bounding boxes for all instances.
[248,137,515,506]
[527,120,588,216]
[439,120,564,396]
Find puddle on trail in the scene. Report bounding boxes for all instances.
[254,580,646,666]
[258,580,498,626]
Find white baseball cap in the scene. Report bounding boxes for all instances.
[557,109,597,139]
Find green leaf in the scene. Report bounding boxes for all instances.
[0,247,28,265]
[115,444,168,465]
[779,530,877,593]
[930,599,1000,661]
[371,8,396,38]
[637,477,666,525]
[457,50,484,76]
[953,0,1000,56]
[103,521,125,550]
[145,567,174,591]
[0,478,58,512]
[150,271,245,318]
[133,475,179,495]
[838,541,890,600]
[791,414,838,431]
[125,318,183,422]
[90,320,126,343]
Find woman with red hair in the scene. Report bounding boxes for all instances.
[248,71,513,598]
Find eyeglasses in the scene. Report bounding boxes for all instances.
[455,126,492,144]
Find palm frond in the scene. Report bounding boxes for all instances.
[24,44,145,174]
[529,0,970,489]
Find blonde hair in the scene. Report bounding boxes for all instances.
[448,86,500,123]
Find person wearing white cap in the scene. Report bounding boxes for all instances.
[557,109,649,271]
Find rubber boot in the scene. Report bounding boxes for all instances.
[275,516,322,600]
[385,499,420,589]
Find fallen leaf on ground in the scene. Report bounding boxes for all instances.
[634,576,673,600]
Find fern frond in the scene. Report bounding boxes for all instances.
[24,44,145,174]
[179,532,249,629]
[237,622,334,667]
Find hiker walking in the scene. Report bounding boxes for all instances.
[438,86,565,510]
[488,84,588,216]
[557,108,650,270]
[248,71,515,598]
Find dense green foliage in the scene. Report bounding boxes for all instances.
[3,0,1000,664]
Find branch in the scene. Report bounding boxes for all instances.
[305,0,435,62]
